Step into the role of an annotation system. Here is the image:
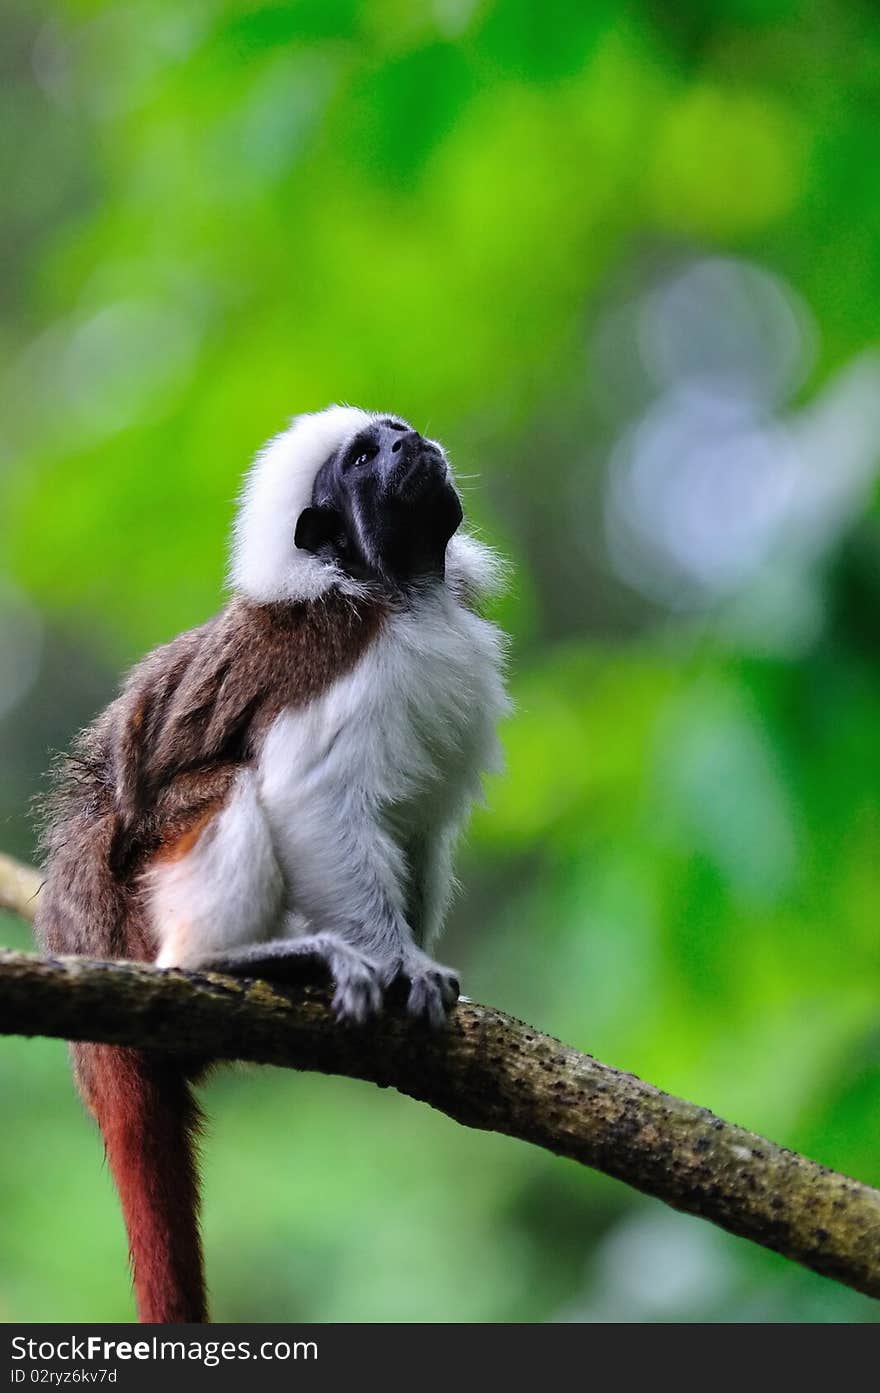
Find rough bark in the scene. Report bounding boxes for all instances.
[1,855,879,1301]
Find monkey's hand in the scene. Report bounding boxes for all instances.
[393,947,460,1029]
[200,933,384,1025]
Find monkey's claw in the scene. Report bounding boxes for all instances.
[327,948,384,1025]
[400,953,460,1028]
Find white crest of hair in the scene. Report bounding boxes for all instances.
[229,404,372,603]
[229,403,505,605]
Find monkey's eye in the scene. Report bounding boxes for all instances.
[345,443,378,471]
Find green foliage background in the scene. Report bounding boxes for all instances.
[2,0,880,1322]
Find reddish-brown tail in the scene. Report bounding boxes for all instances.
[73,1042,208,1323]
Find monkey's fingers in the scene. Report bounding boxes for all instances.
[403,964,460,1029]
[330,961,384,1025]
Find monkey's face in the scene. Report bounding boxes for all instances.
[294,417,464,588]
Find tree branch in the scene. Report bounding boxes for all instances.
[2,855,879,1301]
[0,852,42,920]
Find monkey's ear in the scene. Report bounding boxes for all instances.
[294,505,342,554]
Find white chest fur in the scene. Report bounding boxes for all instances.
[256,586,508,941]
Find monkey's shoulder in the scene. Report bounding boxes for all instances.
[108,592,388,805]
[40,592,387,875]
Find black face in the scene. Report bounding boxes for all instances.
[294,418,464,589]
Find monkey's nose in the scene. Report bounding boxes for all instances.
[390,429,420,455]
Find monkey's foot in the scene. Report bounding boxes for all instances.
[201,934,383,1025]
[397,949,460,1029]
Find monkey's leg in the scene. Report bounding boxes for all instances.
[203,925,455,1027]
[203,927,383,1024]
[203,917,457,1027]
[147,772,284,969]
[147,775,385,1023]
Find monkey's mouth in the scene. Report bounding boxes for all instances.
[387,443,450,503]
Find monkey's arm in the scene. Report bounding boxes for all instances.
[201,791,459,1026]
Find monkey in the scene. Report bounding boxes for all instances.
[34,405,510,1324]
